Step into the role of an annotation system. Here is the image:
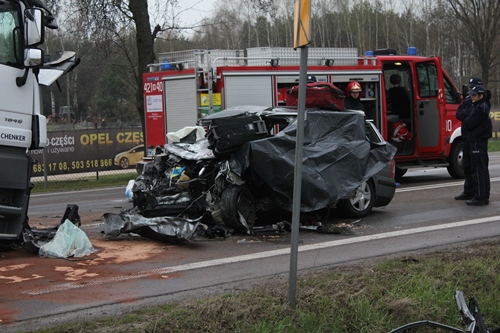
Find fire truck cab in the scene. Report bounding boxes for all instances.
[143,47,463,179]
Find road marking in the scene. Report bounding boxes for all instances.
[22,215,500,296]
[396,176,500,193]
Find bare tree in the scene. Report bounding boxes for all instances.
[445,0,500,86]
[71,0,197,131]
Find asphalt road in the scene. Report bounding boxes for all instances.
[2,153,500,332]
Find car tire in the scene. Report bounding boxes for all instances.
[447,140,465,179]
[220,185,256,231]
[119,157,130,169]
[339,180,375,218]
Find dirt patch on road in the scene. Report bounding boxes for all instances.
[89,238,169,264]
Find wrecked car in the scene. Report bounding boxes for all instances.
[127,106,397,235]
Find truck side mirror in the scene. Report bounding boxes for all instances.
[25,8,44,47]
[25,48,43,68]
[454,91,462,103]
[16,48,44,87]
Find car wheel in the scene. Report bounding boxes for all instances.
[447,140,465,179]
[340,180,375,218]
[119,157,130,169]
[220,185,256,231]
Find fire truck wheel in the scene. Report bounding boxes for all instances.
[339,180,375,218]
[220,185,256,231]
[119,157,130,169]
[447,140,465,179]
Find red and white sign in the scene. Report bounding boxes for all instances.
[143,73,166,150]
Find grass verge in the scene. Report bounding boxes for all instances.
[26,238,500,333]
[489,139,500,152]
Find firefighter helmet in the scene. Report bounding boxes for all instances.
[346,81,362,97]
[391,121,412,142]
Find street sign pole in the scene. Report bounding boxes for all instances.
[289,0,311,308]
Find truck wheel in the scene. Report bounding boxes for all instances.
[220,185,256,231]
[339,180,375,218]
[447,140,465,179]
[120,157,130,169]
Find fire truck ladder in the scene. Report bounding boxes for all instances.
[194,50,215,116]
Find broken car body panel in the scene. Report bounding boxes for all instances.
[103,212,205,243]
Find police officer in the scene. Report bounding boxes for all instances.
[454,76,482,201]
[344,81,365,111]
[462,85,492,206]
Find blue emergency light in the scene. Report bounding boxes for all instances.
[160,60,171,70]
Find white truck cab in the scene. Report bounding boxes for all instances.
[0,0,76,248]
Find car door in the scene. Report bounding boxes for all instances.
[414,60,445,154]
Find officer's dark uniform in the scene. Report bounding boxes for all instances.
[455,76,482,201]
[344,96,365,111]
[462,86,492,206]
[455,96,474,197]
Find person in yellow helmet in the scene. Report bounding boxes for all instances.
[344,81,365,111]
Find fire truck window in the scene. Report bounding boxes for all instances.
[0,3,22,67]
[443,75,458,104]
[384,68,412,120]
[416,62,438,98]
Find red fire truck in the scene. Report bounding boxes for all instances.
[143,47,464,179]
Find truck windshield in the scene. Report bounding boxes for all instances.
[0,2,22,67]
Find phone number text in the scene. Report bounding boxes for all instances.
[32,159,114,173]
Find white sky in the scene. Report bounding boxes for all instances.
[177,0,216,28]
